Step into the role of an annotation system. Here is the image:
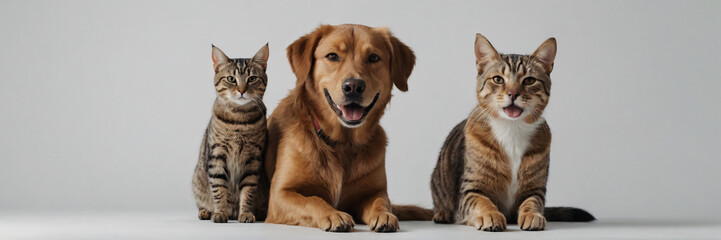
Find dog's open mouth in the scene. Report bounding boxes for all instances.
[324,89,380,127]
[503,104,524,118]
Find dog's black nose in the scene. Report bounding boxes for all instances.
[342,78,366,97]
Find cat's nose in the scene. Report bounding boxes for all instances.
[238,89,246,95]
[508,90,518,100]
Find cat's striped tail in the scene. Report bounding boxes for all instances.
[544,207,596,222]
[392,204,434,220]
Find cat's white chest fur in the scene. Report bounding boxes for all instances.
[488,117,543,214]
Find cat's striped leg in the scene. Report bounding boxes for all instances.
[431,119,466,224]
[237,184,258,223]
[192,168,213,220]
[207,143,232,223]
[517,194,546,231]
[430,160,459,223]
[516,153,549,230]
[459,191,506,232]
[193,132,213,220]
[237,160,262,223]
[459,156,507,231]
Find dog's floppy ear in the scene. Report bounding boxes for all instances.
[380,28,415,92]
[287,25,332,86]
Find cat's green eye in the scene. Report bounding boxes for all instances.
[523,77,536,85]
[492,76,504,84]
[326,53,340,62]
[368,54,380,63]
[226,76,236,83]
[247,76,257,83]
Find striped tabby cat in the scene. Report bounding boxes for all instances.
[192,44,269,223]
[430,34,594,231]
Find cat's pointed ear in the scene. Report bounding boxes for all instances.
[252,43,269,71]
[212,45,230,73]
[475,34,501,73]
[531,37,557,74]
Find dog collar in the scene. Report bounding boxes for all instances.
[312,118,322,134]
[312,117,337,146]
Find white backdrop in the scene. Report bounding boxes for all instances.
[1,0,719,221]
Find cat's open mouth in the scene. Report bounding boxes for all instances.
[503,104,524,118]
[324,89,380,127]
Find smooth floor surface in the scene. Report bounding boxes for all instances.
[1,211,719,240]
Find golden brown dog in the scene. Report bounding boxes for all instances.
[264,24,432,232]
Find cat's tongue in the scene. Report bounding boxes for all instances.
[504,105,523,118]
[340,104,364,121]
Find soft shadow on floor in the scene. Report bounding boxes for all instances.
[545,218,721,230]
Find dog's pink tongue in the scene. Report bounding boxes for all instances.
[341,105,364,121]
[504,105,523,118]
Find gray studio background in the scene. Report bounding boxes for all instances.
[1,0,719,221]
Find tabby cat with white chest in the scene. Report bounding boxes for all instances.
[192,44,269,223]
[430,34,594,231]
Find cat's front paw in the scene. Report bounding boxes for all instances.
[433,210,453,223]
[198,208,211,220]
[238,212,256,223]
[319,211,354,232]
[518,212,546,231]
[368,211,399,232]
[211,211,228,223]
[468,211,506,232]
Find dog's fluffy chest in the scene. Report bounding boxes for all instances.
[488,117,543,213]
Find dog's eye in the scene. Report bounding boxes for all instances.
[226,76,236,83]
[522,77,536,85]
[326,53,340,62]
[492,76,504,84]
[368,54,380,63]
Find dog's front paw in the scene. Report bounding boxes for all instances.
[518,212,546,231]
[238,212,256,223]
[468,211,506,232]
[368,211,399,232]
[211,211,228,223]
[320,211,354,232]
